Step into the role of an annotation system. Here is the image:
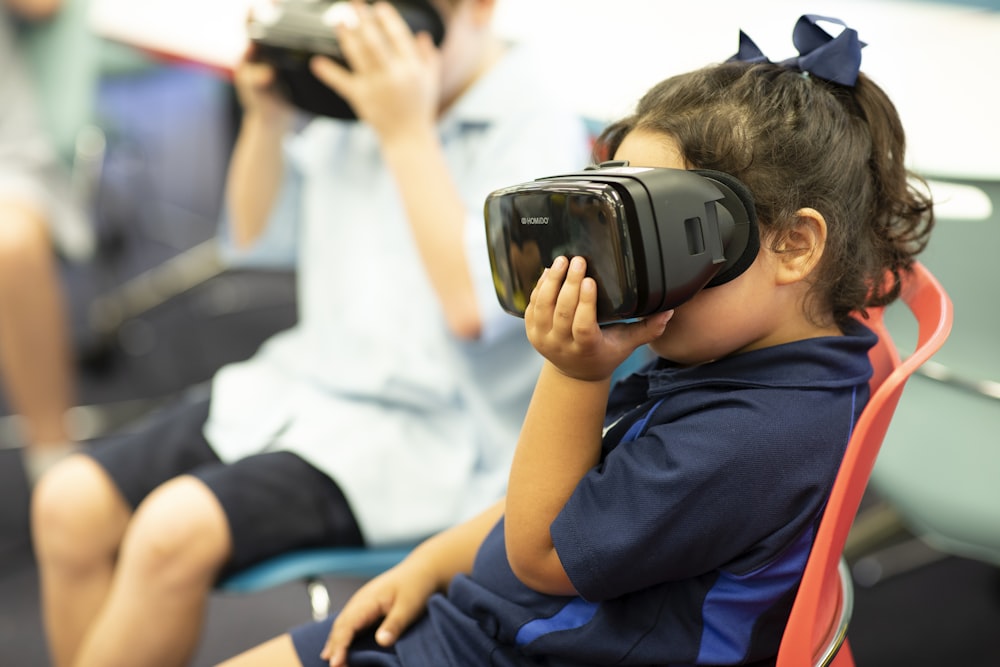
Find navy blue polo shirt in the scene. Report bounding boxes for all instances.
[393,319,877,667]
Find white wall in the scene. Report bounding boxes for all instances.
[491,0,1000,180]
[88,0,1000,180]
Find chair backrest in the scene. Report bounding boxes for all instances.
[776,261,953,667]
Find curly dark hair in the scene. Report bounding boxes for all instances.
[595,61,934,326]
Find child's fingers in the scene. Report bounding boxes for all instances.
[334,3,374,72]
[550,256,587,337]
[310,55,353,99]
[372,1,418,58]
[528,256,568,322]
[321,593,388,664]
[618,309,674,349]
[235,61,274,91]
[571,276,601,340]
[349,1,389,70]
[373,589,425,647]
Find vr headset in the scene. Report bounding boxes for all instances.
[484,162,760,323]
[247,0,445,119]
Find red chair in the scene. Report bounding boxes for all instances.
[776,261,953,667]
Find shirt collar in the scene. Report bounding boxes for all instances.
[644,318,878,396]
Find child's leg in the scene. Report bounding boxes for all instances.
[72,474,233,667]
[216,634,304,667]
[220,617,398,667]
[31,454,132,667]
[0,200,75,478]
[31,393,218,667]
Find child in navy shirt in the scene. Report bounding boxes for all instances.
[220,14,934,667]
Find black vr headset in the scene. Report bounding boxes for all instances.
[484,162,760,324]
[247,0,445,119]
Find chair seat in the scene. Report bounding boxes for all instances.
[217,546,414,595]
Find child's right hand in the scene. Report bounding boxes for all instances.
[526,256,672,382]
[321,557,440,666]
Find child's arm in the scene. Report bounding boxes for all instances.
[505,257,672,595]
[322,498,505,667]
[225,55,295,249]
[378,120,482,339]
[309,3,484,340]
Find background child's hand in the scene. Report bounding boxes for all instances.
[309,1,441,142]
[232,50,294,129]
[525,256,673,382]
[321,557,439,667]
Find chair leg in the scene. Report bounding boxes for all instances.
[87,239,226,337]
[829,638,856,667]
[305,577,333,622]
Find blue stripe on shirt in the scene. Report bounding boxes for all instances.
[697,526,814,663]
[515,597,600,646]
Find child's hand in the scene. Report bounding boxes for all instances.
[525,256,673,382]
[322,558,439,667]
[232,50,294,128]
[309,1,441,142]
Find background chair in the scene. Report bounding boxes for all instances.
[845,179,1000,586]
[776,261,953,667]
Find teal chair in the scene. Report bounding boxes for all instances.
[846,178,1000,584]
[217,546,416,621]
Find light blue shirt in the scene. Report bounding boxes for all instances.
[207,43,592,545]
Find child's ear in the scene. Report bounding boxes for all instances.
[773,208,827,285]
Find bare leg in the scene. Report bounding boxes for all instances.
[216,634,304,667]
[31,455,133,667]
[0,199,76,477]
[72,474,233,667]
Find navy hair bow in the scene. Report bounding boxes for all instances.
[729,14,866,87]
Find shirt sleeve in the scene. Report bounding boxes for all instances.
[216,127,307,269]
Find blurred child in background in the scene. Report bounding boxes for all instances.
[1,0,89,482]
[31,1,591,666]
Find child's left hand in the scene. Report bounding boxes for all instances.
[525,256,673,382]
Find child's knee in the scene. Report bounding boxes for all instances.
[31,454,128,563]
[118,475,232,586]
[0,204,52,262]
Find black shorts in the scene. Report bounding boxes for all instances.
[86,387,364,577]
